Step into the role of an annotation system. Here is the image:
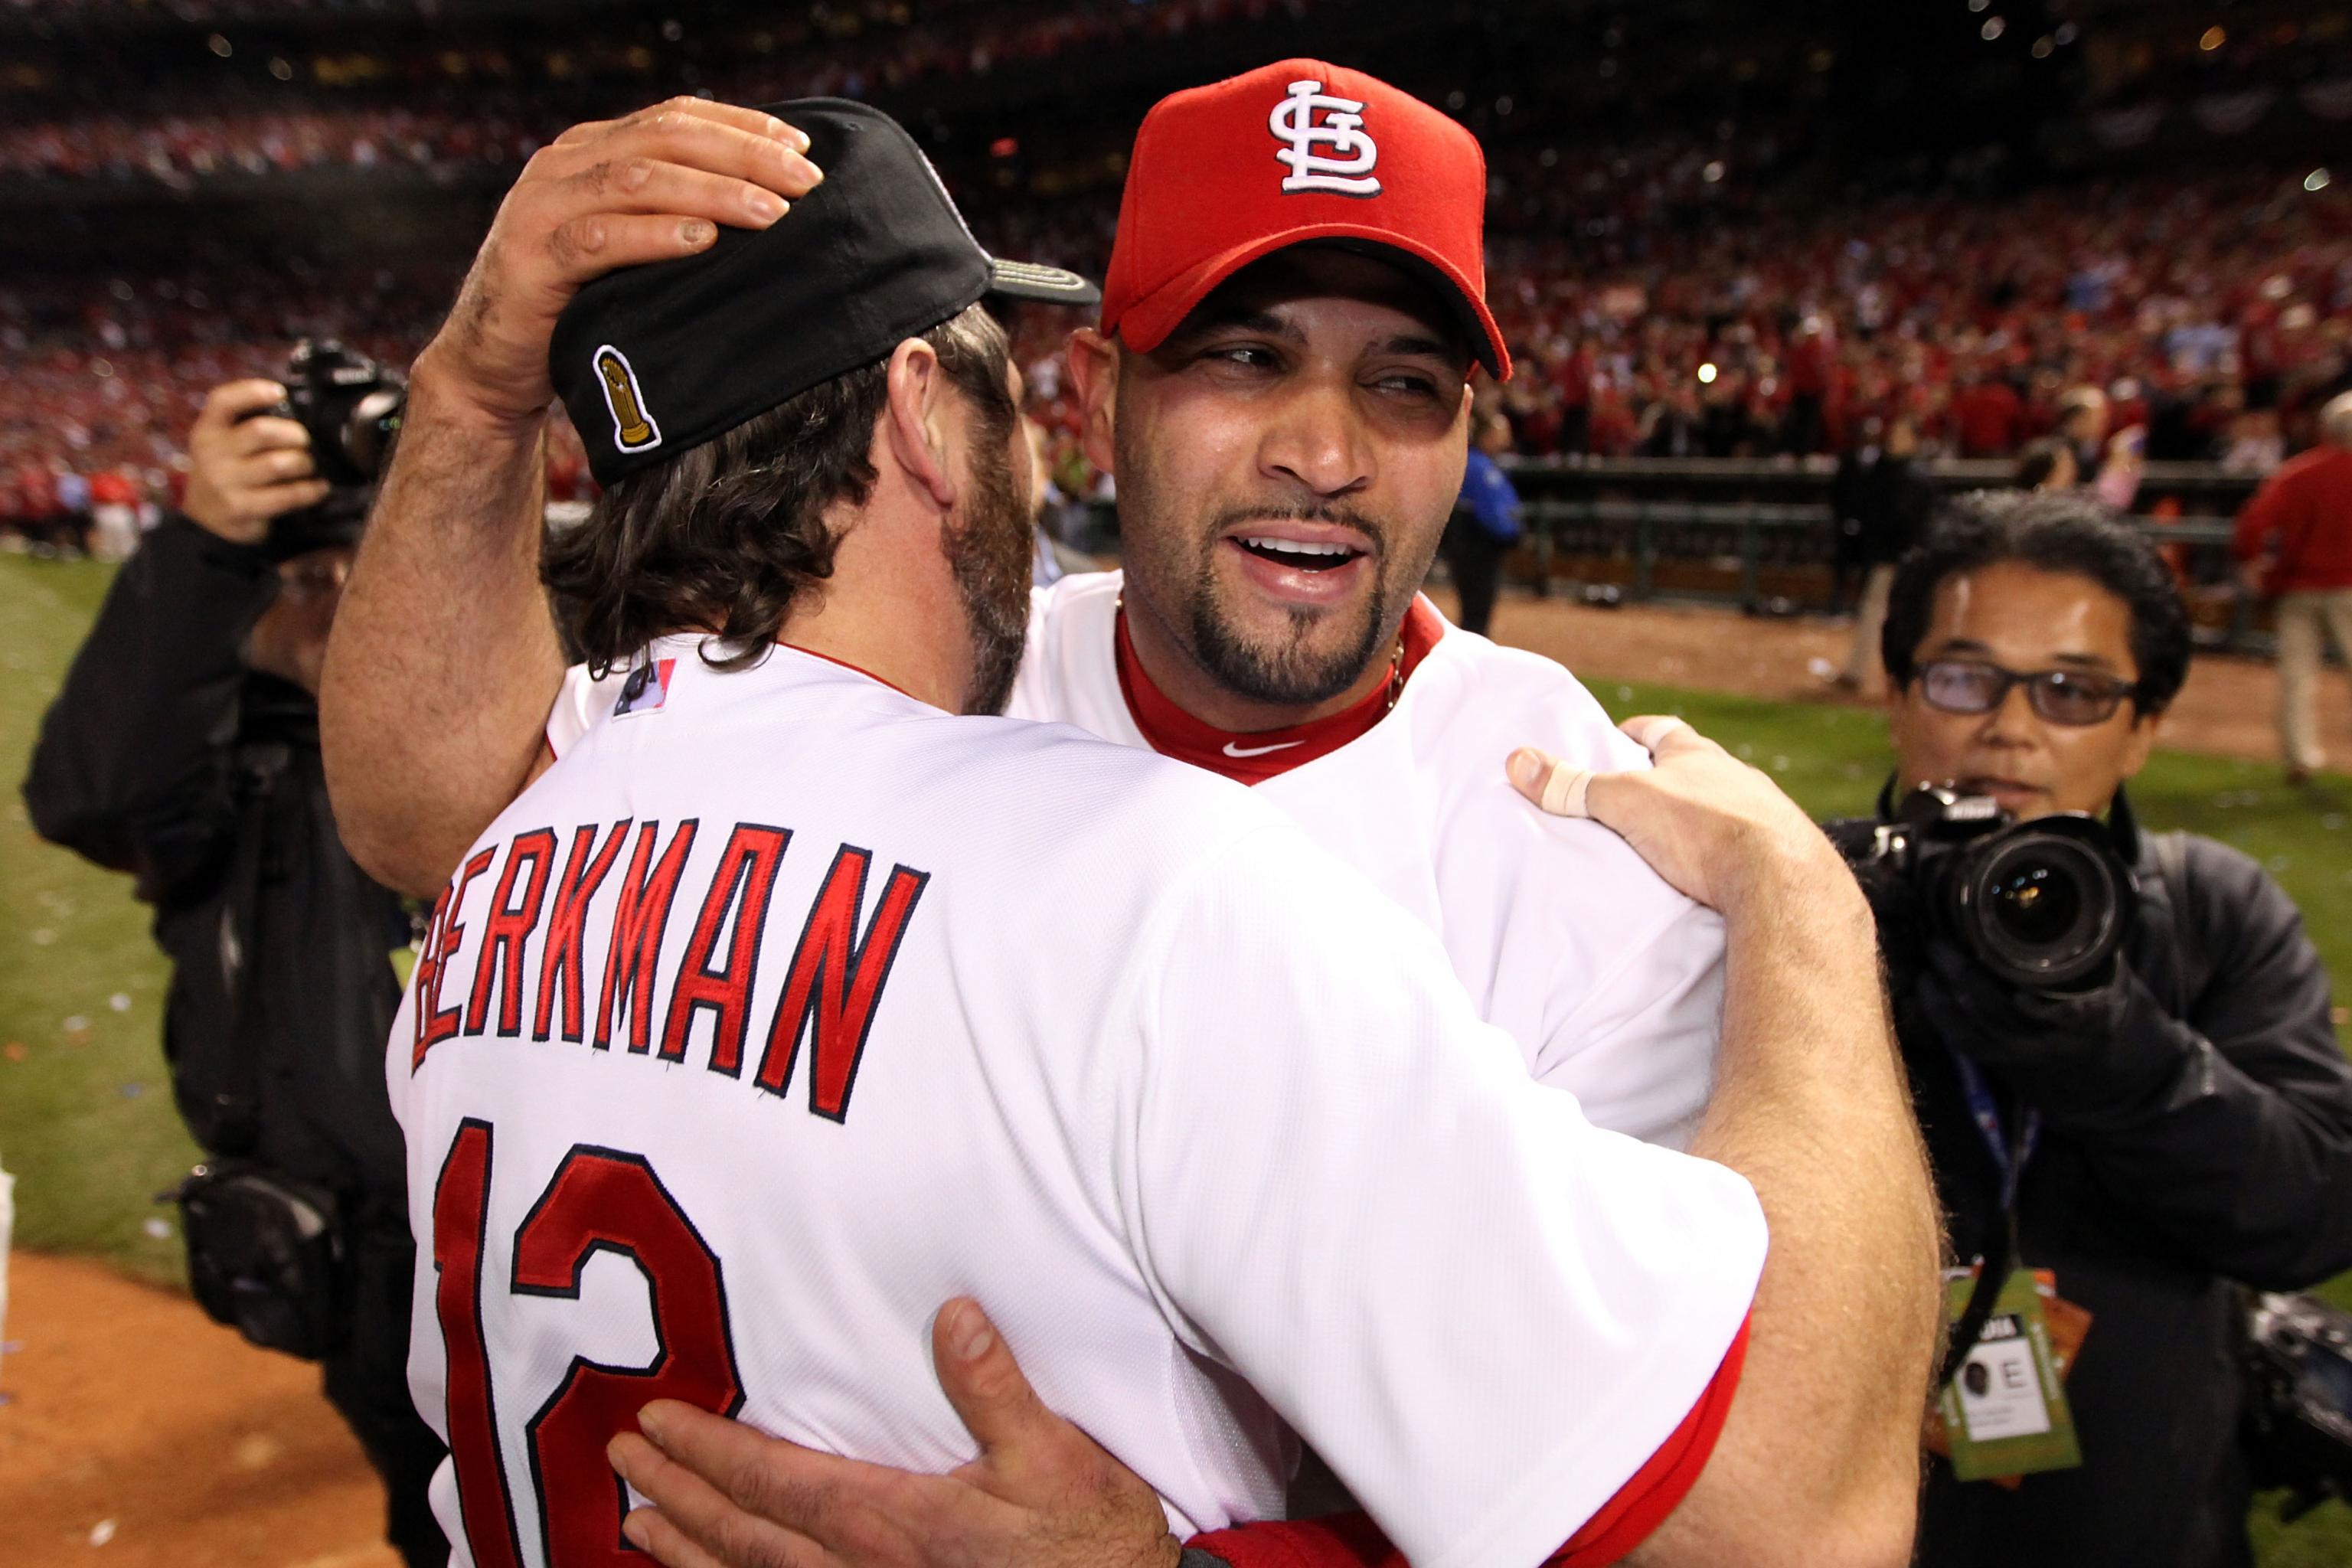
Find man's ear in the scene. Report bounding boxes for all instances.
[884,338,959,511]
[1067,328,1119,478]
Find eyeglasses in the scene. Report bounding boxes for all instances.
[1915,659,2140,726]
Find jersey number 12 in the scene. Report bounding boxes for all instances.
[433,1118,745,1566]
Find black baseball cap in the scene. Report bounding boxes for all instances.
[552,97,1099,487]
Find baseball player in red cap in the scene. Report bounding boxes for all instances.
[323,66,1935,1568]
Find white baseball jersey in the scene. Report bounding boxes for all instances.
[553,572,1728,1150]
[431,639,1765,1568]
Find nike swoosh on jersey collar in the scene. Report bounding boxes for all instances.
[1111,596,1446,786]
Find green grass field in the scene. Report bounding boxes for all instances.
[1,554,2347,1554]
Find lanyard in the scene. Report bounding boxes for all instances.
[1949,1048,2040,1212]
[1937,1048,2038,1390]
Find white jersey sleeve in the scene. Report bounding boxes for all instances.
[1119,820,1766,1568]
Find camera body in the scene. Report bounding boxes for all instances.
[250,339,407,557]
[2243,1291,2352,1521]
[1847,786,2135,992]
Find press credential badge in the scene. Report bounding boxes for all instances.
[1938,1266,2083,1481]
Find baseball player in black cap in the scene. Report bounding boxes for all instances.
[533,97,1092,715]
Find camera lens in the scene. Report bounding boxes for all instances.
[1987,860,2082,948]
[1956,827,2128,989]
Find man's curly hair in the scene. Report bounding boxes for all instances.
[544,302,1013,675]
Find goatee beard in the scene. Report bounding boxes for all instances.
[1184,503,1392,707]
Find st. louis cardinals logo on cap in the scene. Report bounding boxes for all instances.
[593,343,662,455]
[1102,60,1509,377]
[1268,78,1380,198]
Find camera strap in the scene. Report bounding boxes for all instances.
[1939,1051,2039,1390]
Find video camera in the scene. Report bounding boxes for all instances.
[1845,786,2135,991]
[247,339,406,557]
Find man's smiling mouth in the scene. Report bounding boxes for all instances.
[1231,536,1365,572]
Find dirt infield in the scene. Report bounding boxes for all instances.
[1462,593,2352,766]
[0,1253,394,1568]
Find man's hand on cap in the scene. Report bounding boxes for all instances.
[182,379,330,545]
[1506,716,1851,917]
[421,97,825,429]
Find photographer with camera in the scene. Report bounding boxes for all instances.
[21,355,444,1566]
[1834,489,2352,1566]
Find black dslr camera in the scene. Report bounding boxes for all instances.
[253,338,406,557]
[2243,1291,2352,1520]
[1847,786,2135,991]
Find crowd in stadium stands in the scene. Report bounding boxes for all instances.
[0,0,1321,181]
[0,103,539,181]
[5,154,2347,546]
[1478,169,2352,466]
[0,263,596,551]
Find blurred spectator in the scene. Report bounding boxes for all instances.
[2056,386,2112,477]
[2015,437,2079,492]
[2233,391,2352,784]
[1834,413,1934,693]
[1953,366,2030,459]
[1443,409,1523,636]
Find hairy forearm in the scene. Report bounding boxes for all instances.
[1649,863,1940,1565]
[321,351,565,895]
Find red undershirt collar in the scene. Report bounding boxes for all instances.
[1113,597,1445,785]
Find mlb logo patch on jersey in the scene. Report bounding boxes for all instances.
[613,657,677,718]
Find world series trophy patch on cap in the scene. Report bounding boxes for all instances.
[1268,79,1381,198]
[593,343,662,454]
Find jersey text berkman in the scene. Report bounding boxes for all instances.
[409,818,929,1122]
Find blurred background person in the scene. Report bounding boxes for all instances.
[18,376,444,1566]
[2233,391,2352,785]
[1442,407,1524,636]
[1835,413,1934,694]
[2013,436,2080,492]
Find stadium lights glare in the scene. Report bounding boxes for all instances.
[1697,363,1720,384]
[1981,17,2006,41]
[2311,169,2334,193]
[2033,36,2054,58]
[2201,26,2226,51]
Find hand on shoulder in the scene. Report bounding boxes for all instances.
[1507,715,1857,920]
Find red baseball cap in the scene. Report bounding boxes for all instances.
[1100,59,1511,381]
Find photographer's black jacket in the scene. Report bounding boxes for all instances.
[23,517,410,1222]
[1831,790,2352,1568]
